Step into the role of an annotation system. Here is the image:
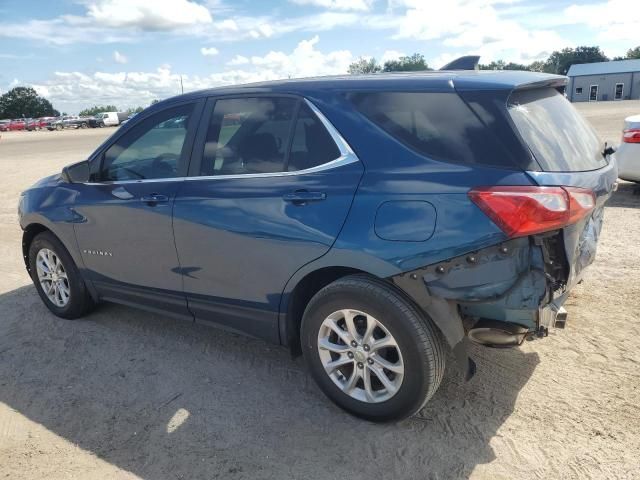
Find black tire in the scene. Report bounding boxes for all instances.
[301,274,445,422]
[28,231,95,319]
[80,122,87,129]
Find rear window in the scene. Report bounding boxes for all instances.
[346,91,516,168]
[508,89,606,172]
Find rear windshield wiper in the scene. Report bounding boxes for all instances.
[602,142,616,157]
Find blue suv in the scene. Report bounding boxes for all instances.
[19,67,617,421]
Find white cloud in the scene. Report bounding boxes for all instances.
[27,37,354,114]
[289,0,374,11]
[216,18,239,31]
[113,50,128,64]
[227,55,249,65]
[246,36,352,77]
[564,0,640,43]
[200,46,219,56]
[392,0,567,64]
[86,0,213,30]
[381,50,404,63]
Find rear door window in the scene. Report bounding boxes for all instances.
[346,91,515,168]
[288,103,341,171]
[508,88,606,172]
[200,97,296,175]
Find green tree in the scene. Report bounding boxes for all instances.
[0,86,57,119]
[625,46,640,59]
[383,53,431,72]
[150,99,160,106]
[479,60,530,71]
[127,106,144,114]
[543,46,609,75]
[78,105,119,117]
[347,57,381,74]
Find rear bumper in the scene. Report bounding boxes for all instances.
[392,237,549,330]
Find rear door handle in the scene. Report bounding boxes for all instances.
[283,190,327,205]
[141,193,169,205]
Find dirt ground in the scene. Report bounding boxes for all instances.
[0,101,639,480]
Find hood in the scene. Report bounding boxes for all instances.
[28,173,62,189]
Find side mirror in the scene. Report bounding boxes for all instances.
[61,160,90,183]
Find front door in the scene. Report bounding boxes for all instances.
[589,85,598,101]
[73,102,201,318]
[173,96,363,341]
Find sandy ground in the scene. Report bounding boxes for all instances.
[0,102,639,480]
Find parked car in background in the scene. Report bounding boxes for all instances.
[18,67,617,422]
[46,116,91,131]
[616,114,640,183]
[26,117,54,131]
[89,112,127,127]
[8,119,26,131]
[64,116,91,129]
[0,120,10,131]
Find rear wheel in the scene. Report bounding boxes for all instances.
[28,232,95,319]
[301,275,445,422]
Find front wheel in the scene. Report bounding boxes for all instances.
[301,275,445,422]
[28,232,96,319]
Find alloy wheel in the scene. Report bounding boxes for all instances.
[36,248,71,308]
[317,309,404,403]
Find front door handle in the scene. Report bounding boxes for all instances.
[141,193,169,206]
[283,190,327,205]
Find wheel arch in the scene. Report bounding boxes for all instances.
[280,265,371,356]
[22,223,51,273]
[279,260,475,380]
[21,221,99,302]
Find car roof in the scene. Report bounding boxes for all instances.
[169,70,567,103]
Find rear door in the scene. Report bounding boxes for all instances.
[173,95,363,342]
[508,88,617,286]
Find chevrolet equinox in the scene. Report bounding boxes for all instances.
[19,64,617,421]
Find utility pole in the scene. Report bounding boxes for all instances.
[180,75,184,94]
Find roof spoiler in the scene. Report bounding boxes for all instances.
[440,55,480,71]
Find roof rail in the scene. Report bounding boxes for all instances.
[440,55,480,71]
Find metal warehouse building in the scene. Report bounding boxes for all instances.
[567,59,640,102]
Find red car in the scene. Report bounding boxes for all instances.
[26,117,53,131]
[8,119,26,131]
[0,120,10,131]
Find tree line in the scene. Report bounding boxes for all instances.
[348,45,640,75]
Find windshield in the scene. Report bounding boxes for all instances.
[508,88,607,172]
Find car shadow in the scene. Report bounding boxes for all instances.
[607,181,640,208]
[0,285,539,480]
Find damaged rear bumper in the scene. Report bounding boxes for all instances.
[390,232,583,380]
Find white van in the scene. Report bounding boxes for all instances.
[91,112,121,127]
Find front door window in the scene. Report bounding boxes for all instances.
[589,85,598,102]
[101,104,194,181]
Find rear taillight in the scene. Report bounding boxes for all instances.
[468,186,595,238]
[623,128,640,143]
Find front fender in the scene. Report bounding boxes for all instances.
[19,186,91,291]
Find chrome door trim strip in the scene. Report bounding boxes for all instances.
[85,98,359,186]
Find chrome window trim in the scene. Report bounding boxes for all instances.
[86,98,359,185]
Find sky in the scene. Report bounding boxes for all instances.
[0,0,637,114]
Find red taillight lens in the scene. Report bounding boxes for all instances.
[468,186,595,238]
[623,128,640,143]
